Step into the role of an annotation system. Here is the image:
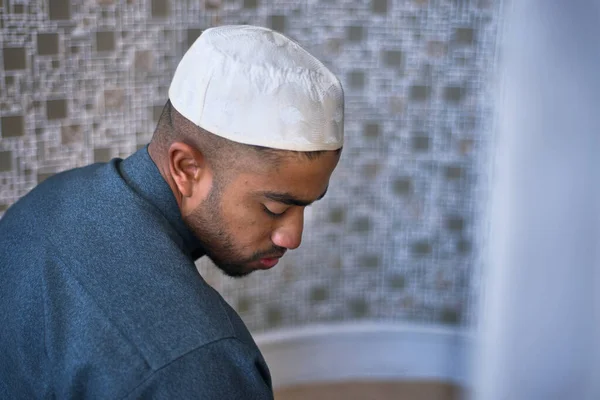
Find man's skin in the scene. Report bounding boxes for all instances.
[148,106,341,278]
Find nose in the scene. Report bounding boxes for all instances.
[271,208,304,250]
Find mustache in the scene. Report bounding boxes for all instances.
[250,246,287,261]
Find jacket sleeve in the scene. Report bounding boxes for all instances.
[122,337,273,400]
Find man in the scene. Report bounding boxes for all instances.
[0,25,344,398]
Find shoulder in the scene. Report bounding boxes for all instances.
[0,160,126,237]
[122,337,273,400]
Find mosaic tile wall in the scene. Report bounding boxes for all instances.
[0,0,501,333]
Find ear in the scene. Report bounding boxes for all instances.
[167,141,211,200]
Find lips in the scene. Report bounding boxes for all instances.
[255,249,286,270]
[259,257,281,269]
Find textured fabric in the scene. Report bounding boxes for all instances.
[0,146,273,399]
[169,25,344,151]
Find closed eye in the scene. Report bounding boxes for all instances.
[263,205,286,217]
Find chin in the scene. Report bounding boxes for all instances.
[213,259,254,278]
[221,267,254,278]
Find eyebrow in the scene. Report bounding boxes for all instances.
[262,187,328,207]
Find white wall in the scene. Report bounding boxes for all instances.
[256,322,469,389]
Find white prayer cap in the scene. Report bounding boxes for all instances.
[168,25,344,152]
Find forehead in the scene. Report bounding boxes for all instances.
[231,150,339,199]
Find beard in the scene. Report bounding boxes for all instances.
[184,182,285,278]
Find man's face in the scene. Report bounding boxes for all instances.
[185,150,340,277]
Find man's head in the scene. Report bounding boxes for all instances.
[149,25,344,277]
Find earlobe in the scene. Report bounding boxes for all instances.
[168,142,203,198]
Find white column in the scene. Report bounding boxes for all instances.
[472,1,600,400]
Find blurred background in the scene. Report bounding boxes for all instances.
[0,0,499,328]
[1,0,598,399]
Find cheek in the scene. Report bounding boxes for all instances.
[224,201,272,240]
